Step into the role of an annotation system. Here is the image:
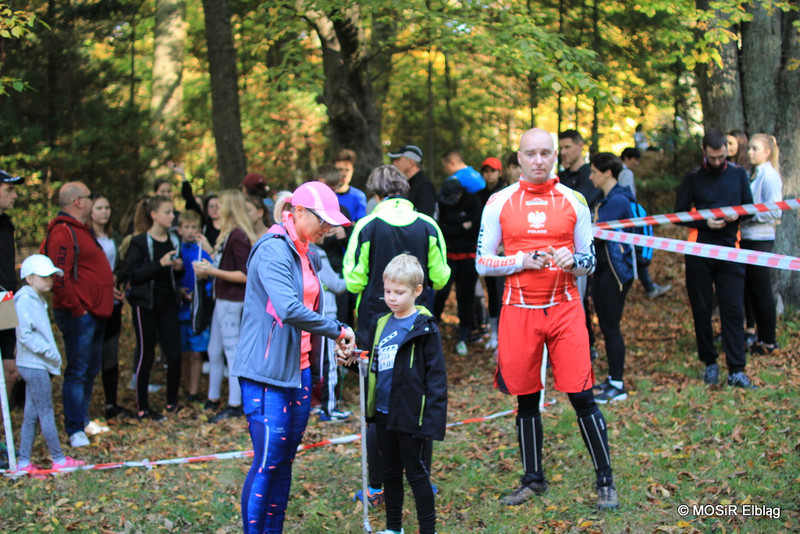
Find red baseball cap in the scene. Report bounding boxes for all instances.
[241,173,268,191]
[481,157,502,171]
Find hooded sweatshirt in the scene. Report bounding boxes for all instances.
[41,213,114,318]
[14,285,61,375]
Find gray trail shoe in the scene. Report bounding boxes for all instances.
[727,371,756,389]
[500,479,548,506]
[597,483,619,509]
[703,363,719,385]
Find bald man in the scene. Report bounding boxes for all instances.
[476,128,618,510]
[42,181,114,448]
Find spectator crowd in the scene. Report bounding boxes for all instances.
[0,124,784,533]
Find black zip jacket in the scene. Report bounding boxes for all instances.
[438,191,482,255]
[124,232,182,310]
[674,161,753,247]
[365,308,448,441]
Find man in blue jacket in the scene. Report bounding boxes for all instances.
[441,149,485,194]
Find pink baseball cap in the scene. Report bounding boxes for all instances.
[291,181,351,227]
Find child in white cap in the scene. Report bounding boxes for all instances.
[14,254,85,475]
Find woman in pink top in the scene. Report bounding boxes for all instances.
[233,181,355,533]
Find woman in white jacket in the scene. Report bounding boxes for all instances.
[741,134,783,354]
[14,255,84,474]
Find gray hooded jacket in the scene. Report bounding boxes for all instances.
[232,223,345,388]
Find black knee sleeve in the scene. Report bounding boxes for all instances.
[568,389,598,419]
[517,391,542,418]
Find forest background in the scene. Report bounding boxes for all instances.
[0,0,799,304]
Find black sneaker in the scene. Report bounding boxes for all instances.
[749,341,780,355]
[210,406,244,423]
[703,363,719,385]
[595,382,627,403]
[727,371,756,389]
[186,394,201,404]
[105,404,134,420]
[137,410,165,422]
[500,478,548,506]
[597,483,619,509]
[203,399,220,411]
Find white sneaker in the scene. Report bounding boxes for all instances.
[376,530,404,534]
[84,420,110,435]
[485,334,498,350]
[455,341,468,356]
[129,374,163,393]
[69,431,90,448]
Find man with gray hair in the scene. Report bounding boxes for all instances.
[389,144,437,217]
[343,165,451,506]
[42,181,114,448]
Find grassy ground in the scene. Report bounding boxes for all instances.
[1,227,798,533]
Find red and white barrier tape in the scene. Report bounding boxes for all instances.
[594,228,800,271]
[593,199,800,230]
[3,405,547,478]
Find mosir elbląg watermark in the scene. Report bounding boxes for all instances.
[677,503,781,519]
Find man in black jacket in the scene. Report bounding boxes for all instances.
[389,144,437,218]
[0,171,23,409]
[675,128,754,389]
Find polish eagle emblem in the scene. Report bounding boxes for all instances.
[528,211,546,229]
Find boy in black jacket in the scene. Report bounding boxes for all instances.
[366,254,447,534]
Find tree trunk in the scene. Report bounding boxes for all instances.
[741,2,781,134]
[304,5,382,188]
[150,0,186,180]
[426,49,436,181]
[772,6,800,307]
[694,2,800,307]
[202,0,247,189]
[443,51,460,150]
[694,0,744,131]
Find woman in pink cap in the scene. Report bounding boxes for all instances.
[232,180,356,533]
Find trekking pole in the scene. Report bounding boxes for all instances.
[356,349,373,533]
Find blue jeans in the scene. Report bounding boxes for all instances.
[240,369,311,534]
[54,310,105,436]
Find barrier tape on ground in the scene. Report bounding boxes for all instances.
[594,228,800,271]
[2,405,555,478]
[593,199,800,230]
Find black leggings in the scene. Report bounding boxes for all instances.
[376,412,436,534]
[434,258,478,340]
[741,239,777,344]
[592,265,632,382]
[131,301,182,411]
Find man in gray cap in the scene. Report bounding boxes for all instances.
[389,144,437,218]
[0,170,24,407]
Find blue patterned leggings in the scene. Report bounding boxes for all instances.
[240,369,311,534]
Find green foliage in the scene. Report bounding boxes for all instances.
[0,0,740,235]
[0,4,43,95]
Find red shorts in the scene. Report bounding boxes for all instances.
[495,299,594,395]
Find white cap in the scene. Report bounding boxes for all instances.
[20,254,64,279]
